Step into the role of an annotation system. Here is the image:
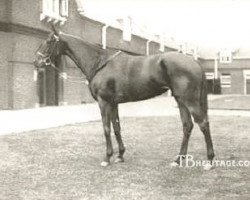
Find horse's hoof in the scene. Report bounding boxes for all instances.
[203,163,214,170]
[114,157,124,163]
[100,161,110,167]
[170,161,179,168]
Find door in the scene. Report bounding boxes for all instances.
[206,79,214,94]
[45,66,59,106]
[246,79,250,94]
[38,66,59,106]
[205,72,215,94]
[38,68,46,106]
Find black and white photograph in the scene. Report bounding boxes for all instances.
[0,0,249,199]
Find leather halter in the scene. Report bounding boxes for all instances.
[35,34,59,66]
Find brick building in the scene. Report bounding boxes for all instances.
[200,50,250,95]
[0,0,175,110]
[1,0,250,110]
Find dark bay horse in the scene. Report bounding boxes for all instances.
[34,29,215,170]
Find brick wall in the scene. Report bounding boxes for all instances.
[0,0,9,22]
[12,62,37,109]
[0,32,11,109]
[10,33,42,109]
[61,56,94,105]
[200,59,214,70]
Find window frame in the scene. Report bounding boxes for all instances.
[40,0,68,25]
[219,50,232,64]
[220,73,231,88]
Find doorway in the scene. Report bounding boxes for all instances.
[38,66,59,106]
[243,70,250,95]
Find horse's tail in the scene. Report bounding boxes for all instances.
[200,71,208,117]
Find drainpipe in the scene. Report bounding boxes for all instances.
[214,58,218,79]
[102,24,109,49]
[146,40,151,55]
[76,0,84,14]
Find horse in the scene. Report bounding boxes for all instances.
[34,28,215,170]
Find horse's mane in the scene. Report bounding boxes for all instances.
[60,32,104,53]
[59,32,142,56]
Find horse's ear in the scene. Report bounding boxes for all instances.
[51,24,59,36]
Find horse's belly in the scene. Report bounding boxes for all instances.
[116,81,169,103]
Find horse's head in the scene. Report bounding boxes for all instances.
[34,26,103,79]
[34,27,66,69]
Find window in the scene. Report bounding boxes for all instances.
[60,0,68,17]
[220,73,231,88]
[123,16,132,41]
[220,49,232,63]
[40,0,68,25]
[205,72,215,80]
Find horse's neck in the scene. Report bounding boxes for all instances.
[62,34,104,79]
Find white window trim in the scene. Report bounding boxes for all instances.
[219,50,232,64]
[60,0,68,17]
[243,70,250,95]
[205,72,215,80]
[40,0,68,25]
[123,16,132,41]
[220,74,231,88]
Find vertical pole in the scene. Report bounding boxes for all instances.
[102,25,109,49]
[214,58,218,94]
[146,40,151,55]
[214,58,218,79]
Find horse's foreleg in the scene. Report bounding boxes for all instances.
[98,97,113,167]
[111,104,125,163]
[172,98,193,167]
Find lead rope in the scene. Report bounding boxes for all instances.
[40,50,122,85]
[49,63,89,85]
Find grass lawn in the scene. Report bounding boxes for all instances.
[0,116,249,200]
[209,95,250,110]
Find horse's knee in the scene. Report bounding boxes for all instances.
[103,126,111,135]
[113,124,121,134]
[198,121,210,133]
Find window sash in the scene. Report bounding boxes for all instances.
[60,0,68,17]
[220,74,231,87]
[205,72,214,80]
[220,51,232,63]
[42,0,68,17]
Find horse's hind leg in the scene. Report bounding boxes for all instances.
[111,104,125,163]
[98,97,113,167]
[172,97,194,166]
[189,103,215,170]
